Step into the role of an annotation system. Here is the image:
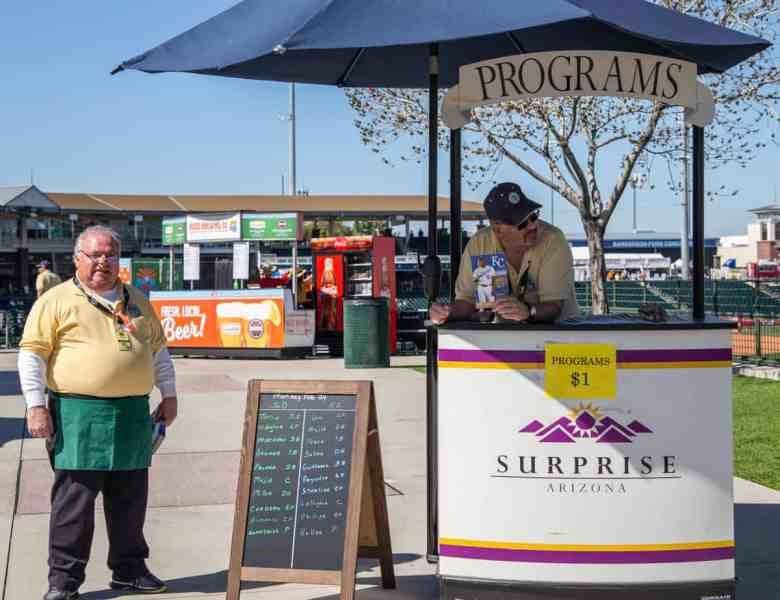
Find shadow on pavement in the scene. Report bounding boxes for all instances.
[0,416,26,447]
[0,370,21,396]
[735,502,780,598]
[315,573,438,599]
[79,554,424,598]
[79,571,274,598]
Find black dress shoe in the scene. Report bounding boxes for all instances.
[109,570,167,593]
[43,588,79,600]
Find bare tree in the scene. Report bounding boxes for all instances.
[345,0,779,313]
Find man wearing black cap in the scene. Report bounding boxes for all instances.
[35,260,61,298]
[431,182,578,324]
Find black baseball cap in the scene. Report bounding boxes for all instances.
[36,260,51,269]
[484,182,541,226]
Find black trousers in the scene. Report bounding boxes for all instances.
[48,469,150,592]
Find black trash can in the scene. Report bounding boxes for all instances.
[343,297,390,368]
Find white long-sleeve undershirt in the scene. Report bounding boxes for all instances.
[17,347,177,409]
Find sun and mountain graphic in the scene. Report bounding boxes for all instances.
[519,403,652,444]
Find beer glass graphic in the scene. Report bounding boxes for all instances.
[242,301,283,348]
[216,302,244,347]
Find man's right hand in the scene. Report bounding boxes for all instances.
[429,302,451,325]
[27,407,53,439]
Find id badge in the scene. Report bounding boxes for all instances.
[116,325,133,351]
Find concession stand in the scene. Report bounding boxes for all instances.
[151,211,314,357]
[310,235,397,356]
[430,49,748,599]
[436,318,735,599]
[115,3,769,599]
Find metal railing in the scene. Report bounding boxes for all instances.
[731,318,780,364]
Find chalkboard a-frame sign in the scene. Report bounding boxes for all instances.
[227,380,395,600]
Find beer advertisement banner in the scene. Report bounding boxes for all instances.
[186,212,241,243]
[241,212,302,241]
[162,217,186,245]
[152,296,285,349]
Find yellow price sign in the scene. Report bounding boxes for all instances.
[545,343,617,400]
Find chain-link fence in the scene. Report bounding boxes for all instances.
[731,318,780,363]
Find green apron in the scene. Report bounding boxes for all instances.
[51,392,152,471]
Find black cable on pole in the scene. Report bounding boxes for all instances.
[692,125,705,320]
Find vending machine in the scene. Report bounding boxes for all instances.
[311,235,397,355]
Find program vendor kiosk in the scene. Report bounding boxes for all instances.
[436,317,735,600]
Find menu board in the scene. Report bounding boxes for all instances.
[243,392,356,570]
[228,380,395,600]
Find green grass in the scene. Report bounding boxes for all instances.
[733,376,780,490]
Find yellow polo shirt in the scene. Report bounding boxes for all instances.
[20,279,166,398]
[35,270,61,296]
[455,221,579,321]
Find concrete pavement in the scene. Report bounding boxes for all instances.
[0,352,777,599]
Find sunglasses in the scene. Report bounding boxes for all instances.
[495,211,539,231]
[516,211,540,230]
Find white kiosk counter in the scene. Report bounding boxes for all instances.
[436,316,735,600]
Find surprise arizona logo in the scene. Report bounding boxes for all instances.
[519,403,652,444]
[497,404,677,495]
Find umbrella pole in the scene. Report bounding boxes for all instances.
[426,42,440,564]
[692,125,705,320]
[449,128,462,295]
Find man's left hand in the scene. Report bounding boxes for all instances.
[153,396,178,427]
[495,297,530,322]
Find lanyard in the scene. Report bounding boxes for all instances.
[505,259,530,299]
[72,276,135,332]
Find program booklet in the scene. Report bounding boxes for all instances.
[151,420,166,454]
[471,252,509,310]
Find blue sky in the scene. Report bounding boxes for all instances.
[0,1,777,237]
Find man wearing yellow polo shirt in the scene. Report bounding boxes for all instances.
[431,182,578,324]
[35,260,61,298]
[18,226,177,600]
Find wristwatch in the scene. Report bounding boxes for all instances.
[528,303,537,321]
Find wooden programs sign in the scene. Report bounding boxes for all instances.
[227,380,395,600]
[442,51,715,129]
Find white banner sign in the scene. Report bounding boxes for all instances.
[185,212,241,243]
[442,51,714,129]
[233,242,250,280]
[183,243,200,281]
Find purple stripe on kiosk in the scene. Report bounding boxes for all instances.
[437,348,732,364]
[438,349,544,363]
[439,544,735,564]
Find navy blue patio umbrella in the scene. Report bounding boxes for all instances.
[114,0,770,561]
[114,0,769,311]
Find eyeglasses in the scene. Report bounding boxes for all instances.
[79,250,119,264]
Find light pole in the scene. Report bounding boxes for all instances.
[289,83,296,196]
[279,84,297,196]
[630,173,647,234]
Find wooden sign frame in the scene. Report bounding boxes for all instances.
[227,380,395,599]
